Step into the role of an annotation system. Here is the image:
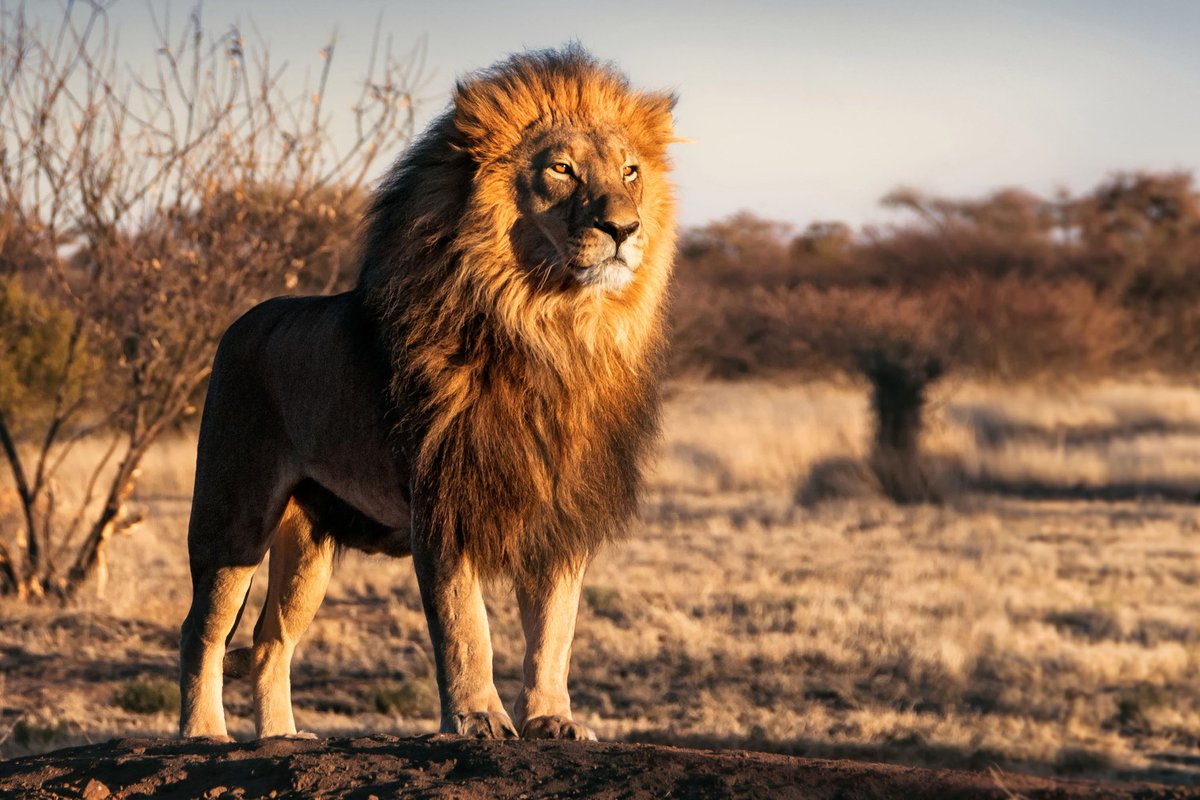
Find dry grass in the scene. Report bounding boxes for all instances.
[945,382,1200,498]
[2,379,1200,785]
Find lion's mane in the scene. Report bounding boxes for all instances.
[356,47,678,579]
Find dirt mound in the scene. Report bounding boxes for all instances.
[1,735,1195,799]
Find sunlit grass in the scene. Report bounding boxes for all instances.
[3,378,1199,784]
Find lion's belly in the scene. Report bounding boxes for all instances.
[302,467,411,531]
[294,413,412,549]
[289,375,412,537]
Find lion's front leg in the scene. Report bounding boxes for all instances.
[514,565,596,741]
[411,532,516,739]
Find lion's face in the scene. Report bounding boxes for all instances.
[511,128,648,293]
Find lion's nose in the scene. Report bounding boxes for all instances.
[595,218,640,248]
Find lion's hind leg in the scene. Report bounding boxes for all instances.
[180,432,295,739]
[180,562,257,739]
[251,500,334,738]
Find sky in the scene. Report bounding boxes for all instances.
[41,0,1200,229]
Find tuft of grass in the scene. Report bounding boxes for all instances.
[1115,683,1168,728]
[583,586,625,623]
[113,677,181,715]
[366,680,436,717]
[1053,746,1113,776]
[1044,608,1122,643]
[12,718,68,749]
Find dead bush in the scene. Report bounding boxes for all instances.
[0,2,422,600]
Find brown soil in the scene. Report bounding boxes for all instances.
[1,735,1196,800]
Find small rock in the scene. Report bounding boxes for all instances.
[82,779,111,800]
[205,786,228,799]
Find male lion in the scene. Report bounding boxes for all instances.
[179,47,678,741]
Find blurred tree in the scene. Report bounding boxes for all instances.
[859,346,943,503]
[792,220,853,260]
[680,211,794,286]
[1070,172,1200,368]
[1076,171,1200,252]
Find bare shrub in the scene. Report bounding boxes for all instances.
[0,2,421,599]
[939,276,1133,379]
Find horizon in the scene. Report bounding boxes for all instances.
[19,0,1200,230]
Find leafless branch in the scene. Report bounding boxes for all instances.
[0,0,423,599]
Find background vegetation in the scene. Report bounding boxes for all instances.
[671,172,1200,381]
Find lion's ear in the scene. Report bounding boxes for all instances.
[628,91,678,157]
[648,91,679,115]
[451,76,528,161]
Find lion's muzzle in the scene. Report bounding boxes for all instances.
[573,193,644,291]
[588,190,640,247]
[595,218,640,248]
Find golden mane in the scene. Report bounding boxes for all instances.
[356,46,679,579]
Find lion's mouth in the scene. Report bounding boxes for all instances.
[572,257,635,292]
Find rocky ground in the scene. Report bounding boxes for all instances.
[1,735,1197,800]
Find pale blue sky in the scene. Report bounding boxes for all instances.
[59,1,1200,228]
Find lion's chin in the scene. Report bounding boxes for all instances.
[572,259,635,293]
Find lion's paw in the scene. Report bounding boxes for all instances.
[447,711,518,740]
[520,715,597,741]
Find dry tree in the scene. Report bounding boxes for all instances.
[0,1,423,599]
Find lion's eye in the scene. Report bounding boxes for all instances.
[623,164,639,182]
[550,162,573,176]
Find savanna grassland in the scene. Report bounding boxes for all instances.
[2,379,1199,787]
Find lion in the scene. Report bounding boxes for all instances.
[178,46,679,741]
